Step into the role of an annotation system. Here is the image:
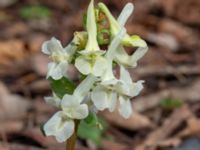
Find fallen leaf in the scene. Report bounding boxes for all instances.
[0,82,31,120]
[101,109,153,130]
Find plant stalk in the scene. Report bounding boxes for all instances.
[66,120,80,150]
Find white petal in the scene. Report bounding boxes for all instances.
[101,62,115,81]
[42,37,63,55]
[47,62,65,80]
[91,86,108,111]
[120,65,132,84]
[44,94,60,108]
[106,28,126,60]
[117,3,134,27]
[114,46,131,66]
[58,61,69,78]
[55,119,75,143]
[79,49,105,56]
[119,96,132,119]
[86,0,100,50]
[115,81,130,96]
[93,57,107,76]
[108,92,117,112]
[101,78,119,86]
[74,75,97,101]
[75,56,92,75]
[115,46,148,68]
[64,43,77,56]
[42,41,51,55]
[61,94,79,108]
[72,104,89,119]
[129,80,144,97]
[130,47,148,66]
[43,111,62,136]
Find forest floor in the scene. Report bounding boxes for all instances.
[0,0,200,150]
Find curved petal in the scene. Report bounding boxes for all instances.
[108,92,117,112]
[129,80,144,97]
[85,0,100,50]
[42,37,63,55]
[58,61,69,78]
[44,94,60,108]
[55,119,75,143]
[64,43,77,56]
[47,62,62,80]
[72,104,89,119]
[122,35,147,48]
[79,49,105,56]
[91,86,108,111]
[47,61,68,80]
[43,111,62,136]
[130,47,148,66]
[119,96,132,119]
[93,56,107,77]
[120,65,132,84]
[117,3,134,27]
[75,56,92,75]
[74,75,97,101]
[115,46,148,68]
[101,78,119,86]
[129,35,147,48]
[106,28,126,60]
[114,46,131,66]
[101,62,115,81]
[115,81,130,96]
[61,94,79,108]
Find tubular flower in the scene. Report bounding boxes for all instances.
[98,2,148,68]
[75,0,107,77]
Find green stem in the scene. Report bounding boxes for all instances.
[66,120,80,150]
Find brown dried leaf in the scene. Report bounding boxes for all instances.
[0,40,26,65]
[101,109,153,130]
[0,82,31,120]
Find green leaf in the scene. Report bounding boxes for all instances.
[20,5,51,20]
[160,97,183,110]
[84,112,97,125]
[78,116,107,146]
[49,77,75,99]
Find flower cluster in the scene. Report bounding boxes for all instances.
[42,0,148,143]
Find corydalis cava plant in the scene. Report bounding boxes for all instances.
[42,0,148,148]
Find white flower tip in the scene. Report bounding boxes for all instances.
[41,41,50,55]
[126,3,134,14]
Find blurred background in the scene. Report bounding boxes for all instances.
[0,0,200,150]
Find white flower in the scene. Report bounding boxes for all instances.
[42,37,76,80]
[43,75,97,142]
[61,94,88,119]
[75,0,107,77]
[43,85,94,143]
[91,83,117,112]
[43,111,75,143]
[98,2,148,68]
[116,65,144,118]
[43,95,88,143]
[91,65,144,119]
